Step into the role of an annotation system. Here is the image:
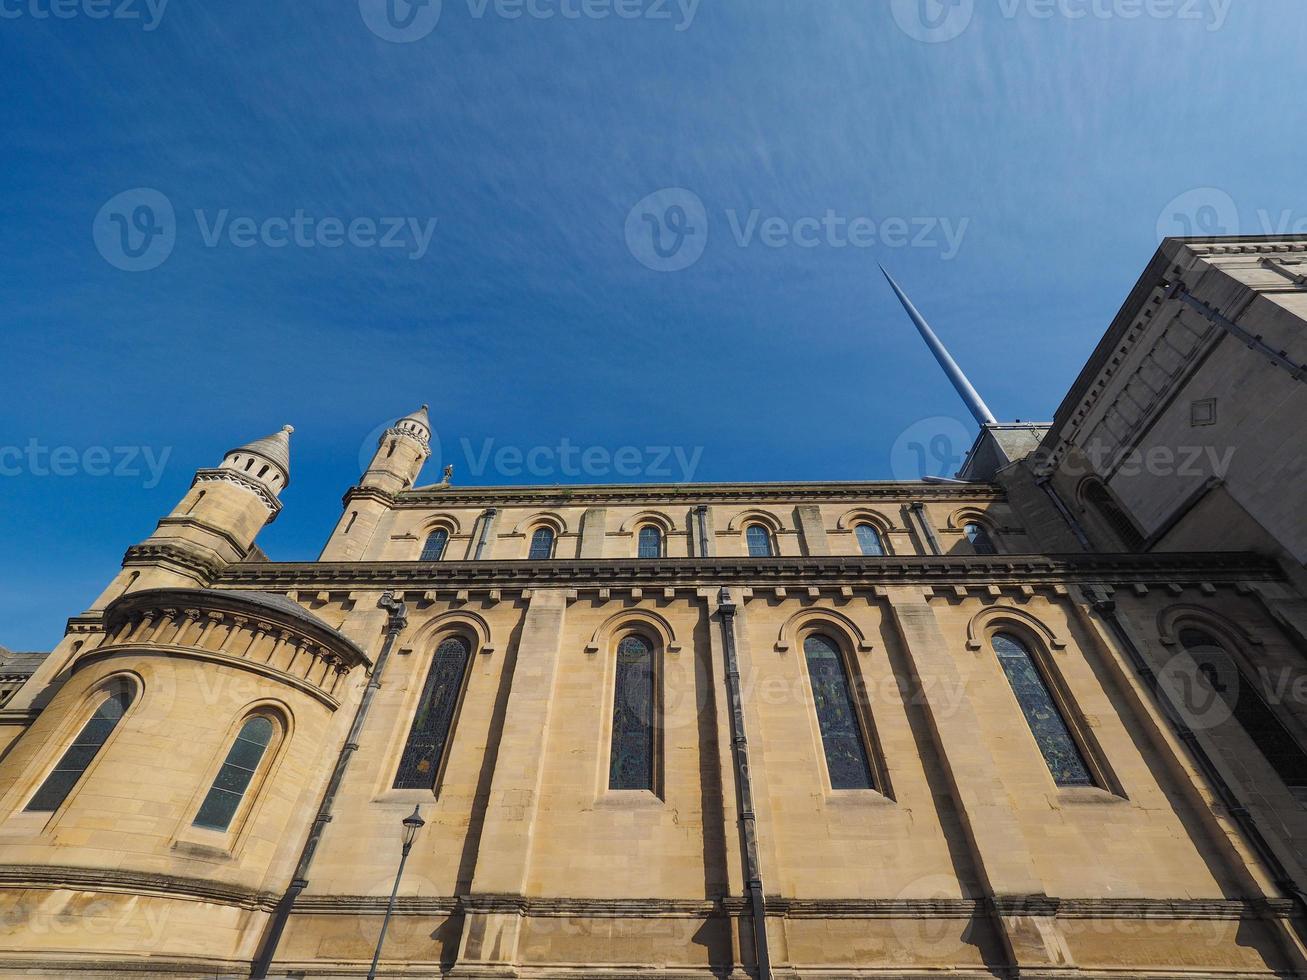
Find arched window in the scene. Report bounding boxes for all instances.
[26,686,133,812]
[528,526,555,560]
[965,522,997,555]
[637,525,662,559]
[1180,628,1307,794]
[803,634,874,790]
[1083,480,1145,551]
[394,636,472,790]
[193,715,276,831]
[746,524,773,558]
[421,528,449,561]
[855,523,885,556]
[992,632,1093,786]
[609,634,656,791]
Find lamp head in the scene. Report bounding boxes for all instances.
[401,804,425,848]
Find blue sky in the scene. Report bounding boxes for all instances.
[2,0,1304,649]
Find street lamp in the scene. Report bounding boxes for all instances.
[366,805,425,980]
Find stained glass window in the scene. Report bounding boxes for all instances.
[1180,629,1307,793]
[992,633,1093,786]
[420,528,449,561]
[965,522,997,555]
[803,634,874,790]
[27,687,133,812]
[855,523,885,556]
[746,524,773,557]
[609,634,655,791]
[528,526,555,560]
[638,525,662,558]
[393,637,472,790]
[193,716,275,831]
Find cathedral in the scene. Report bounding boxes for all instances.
[1,233,1306,979]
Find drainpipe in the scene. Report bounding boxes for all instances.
[1084,586,1307,930]
[250,591,409,979]
[1036,476,1093,552]
[908,502,942,556]
[472,508,497,560]
[716,587,772,980]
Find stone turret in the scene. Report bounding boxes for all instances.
[361,405,431,494]
[321,405,431,561]
[87,425,295,609]
[219,424,294,493]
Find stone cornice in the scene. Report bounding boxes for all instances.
[294,893,462,914]
[744,895,1295,920]
[341,485,398,508]
[395,480,1006,507]
[153,515,249,558]
[213,553,1282,592]
[104,588,372,673]
[0,954,252,976]
[194,467,283,522]
[0,869,1291,924]
[384,423,432,454]
[0,863,277,910]
[1185,238,1307,257]
[122,542,223,583]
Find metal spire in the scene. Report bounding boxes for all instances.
[879,264,997,427]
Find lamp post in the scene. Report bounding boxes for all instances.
[366,805,425,980]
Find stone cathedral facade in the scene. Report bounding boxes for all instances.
[1,233,1306,979]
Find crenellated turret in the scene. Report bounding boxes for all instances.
[361,404,431,494]
[321,405,432,561]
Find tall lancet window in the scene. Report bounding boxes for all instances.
[609,634,656,791]
[638,525,662,558]
[528,526,555,560]
[965,522,997,555]
[855,523,885,556]
[1180,628,1307,795]
[421,528,449,561]
[992,633,1093,786]
[27,686,133,812]
[394,636,472,790]
[1083,480,1145,551]
[193,716,275,831]
[803,634,874,790]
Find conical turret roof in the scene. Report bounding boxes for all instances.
[387,404,431,449]
[228,425,294,484]
[398,404,429,428]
